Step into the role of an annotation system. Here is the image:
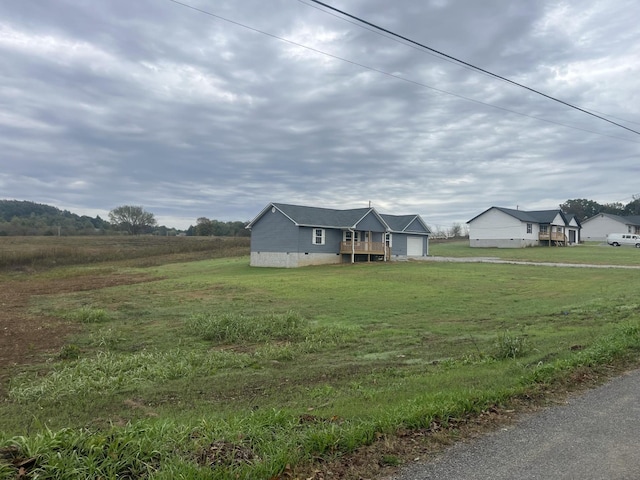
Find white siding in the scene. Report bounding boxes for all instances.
[468,208,538,248]
[581,215,627,242]
[550,213,565,226]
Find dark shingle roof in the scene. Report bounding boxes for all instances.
[272,203,374,228]
[468,207,570,225]
[585,213,640,226]
[248,203,430,235]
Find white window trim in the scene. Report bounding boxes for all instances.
[313,228,325,245]
[343,231,362,242]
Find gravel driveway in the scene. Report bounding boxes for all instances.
[418,256,640,269]
[388,369,640,480]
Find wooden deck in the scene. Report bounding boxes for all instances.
[539,232,566,245]
[340,241,389,256]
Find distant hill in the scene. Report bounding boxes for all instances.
[0,200,247,237]
[0,200,111,236]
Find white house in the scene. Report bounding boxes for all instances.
[467,207,581,248]
[580,213,640,242]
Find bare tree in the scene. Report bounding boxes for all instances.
[108,205,156,235]
[448,222,463,238]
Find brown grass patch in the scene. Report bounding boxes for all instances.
[0,271,156,396]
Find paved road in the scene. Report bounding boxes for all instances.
[389,369,640,480]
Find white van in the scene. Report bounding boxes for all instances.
[607,233,640,247]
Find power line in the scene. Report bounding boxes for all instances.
[305,0,640,137]
[165,0,639,144]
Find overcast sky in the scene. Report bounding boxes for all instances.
[1,0,638,231]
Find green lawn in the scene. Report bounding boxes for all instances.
[2,255,640,479]
[430,240,640,265]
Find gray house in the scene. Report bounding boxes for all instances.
[247,203,431,267]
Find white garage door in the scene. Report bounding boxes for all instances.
[407,236,423,256]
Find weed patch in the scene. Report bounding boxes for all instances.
[185,311,307,343]
[492,330,530,359]
[65,306,111,323]
[8,349,253,403]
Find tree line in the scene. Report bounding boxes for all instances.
[560,198,640,222]
[186,217,250,237]
[5,197,637,237]
[0,200,249,237]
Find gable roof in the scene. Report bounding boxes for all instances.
[270,203,379,229]
[565,213,582,227]
[247,203,430,234]
[467,207,573,226]
[582,213,640,226]
[381,214,431,234]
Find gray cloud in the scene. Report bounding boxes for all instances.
[0,0,638,230]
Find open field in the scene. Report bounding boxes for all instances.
[1,238,640,479]
[0,235,250,270]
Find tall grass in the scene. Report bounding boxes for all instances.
[185,311,307,343]
[10,311,360,404]
[9,349,252,403]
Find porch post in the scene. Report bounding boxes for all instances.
[350,229,355,264]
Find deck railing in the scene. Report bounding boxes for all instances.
[538,232,566,241]
[339,241,389,255]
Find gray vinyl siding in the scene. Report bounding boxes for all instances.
[392,234,408,256]
[390,234,428,257]
[354,212,387,232]
[405,218,429,233]
[251,211,351,256]
[249,203,431,266]
[250,209,298,252]
[298,227,343,254]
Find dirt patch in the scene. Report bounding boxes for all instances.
[0,270,155,395]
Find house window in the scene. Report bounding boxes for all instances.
[540,225,548,233]
[385,232,393,247]
[343,231,362,242]
[526,223,532,234]
[313,228,325,245]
